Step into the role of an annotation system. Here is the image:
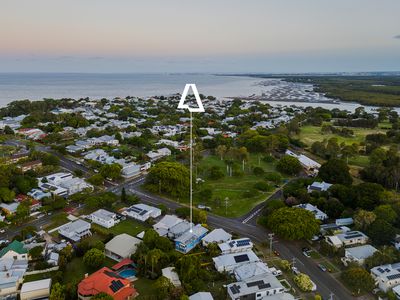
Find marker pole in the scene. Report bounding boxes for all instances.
[190,110,193,232]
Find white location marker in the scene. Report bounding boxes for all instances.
[178,84,205,232]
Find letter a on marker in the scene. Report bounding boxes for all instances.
[178,84,205,113]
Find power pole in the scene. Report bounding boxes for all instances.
[225,197,229,215]
[329,292,334,300]
[268,233,274,254]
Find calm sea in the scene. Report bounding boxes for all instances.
[0,73,398,113]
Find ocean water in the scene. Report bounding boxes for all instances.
[0,73,261,106]
[0,73,398,113]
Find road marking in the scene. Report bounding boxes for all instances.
[242,207,263,224]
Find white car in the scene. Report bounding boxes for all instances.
[0,229,5,234]
[0,239,9,245]
[291,266,300,275]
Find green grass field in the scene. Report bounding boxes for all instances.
[194,155,283,217]
[295,125,387,146]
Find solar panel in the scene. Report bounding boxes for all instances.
[230,285,241,294]
[259,283,271,289]
[377,267,384,273]
[234,254,249,263]
[387,274,400,280]
[247,280,264,287]
[139,210,148,216]
[236,239,251,247]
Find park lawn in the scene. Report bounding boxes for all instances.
[43,213,69,231]
[348,155,370,168]
[296,125,387,147]
[194,155,281,217]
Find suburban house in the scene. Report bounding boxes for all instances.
[90,209,118,228]
[219,238,254,254]
[175,224,208,254]
[0,240,28,260]
[0,202,20,215]
[7,151,30,164]
[202,228,232,247]
[189,292,214,300]
[226,273,292,300]
[0,258,28,299]
[213,250,260,273]
[58,219,92,242]
[285,149,321,175]
[153,215,184,237]
[18,160,42,173]
[167,220,192,240]
[105,233,141,261]
[307,181,332,193]
[20,278,52,300]
[325,231,369,248]
[124,203,162,222]
[162,267,181,287]
[38,172,93,196]
[371,262,400,292]
[28,188,51,200]
[294,203,328,221]
[146,147,171,161]
[78,267,137,300]
[393,285,400,299]
[233,261,271,281]
[343,245,378,265]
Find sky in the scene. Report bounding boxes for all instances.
[1,0,400,73]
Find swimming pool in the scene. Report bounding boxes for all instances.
[119,269,136,278]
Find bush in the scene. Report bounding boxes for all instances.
[265,172,283,184]
[83,248,105,268]
[253,167,265,176]
[294,273,314,292]
[262,155,275,163]
[208,166,225,180]
[254,181,272,192]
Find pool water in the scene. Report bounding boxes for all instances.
[119,269,136,278]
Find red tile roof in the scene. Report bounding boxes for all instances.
[112,258,134,271]
[78,267,137,300]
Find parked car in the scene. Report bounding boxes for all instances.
[302,247,311,258]
[273,250,280,256]
[0,229,5,234]
[291,266,300,275]
[318,263,327,272]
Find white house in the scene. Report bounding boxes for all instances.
[0,240,28,260]
[162,267,181,287]
[285,149,321,174]
[294,203,328,221]
[0,258,28,298]
[20,278,52,300]
[326,231,369,248]
[202,228,232,247]
[58,219,92,242]
[219,238,253,254]
[371,262,400,292]
[343,245,377,265]
[213,250,260,273]
[153,215,184,237]
[233,261,270,281]
[226,273,289,300]
[90,209,118,228]
[307,181,332,193]
[124,203,162,222]
[105,233,141,261]
[146,147,172,161]
[189,292,214,300]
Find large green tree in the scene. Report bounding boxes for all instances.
[341,267,375,294]
[83,248,105,268]
[146,161,190,198]
[267,207,320,240]
[276,155,302,175]
[318,158,352,185]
